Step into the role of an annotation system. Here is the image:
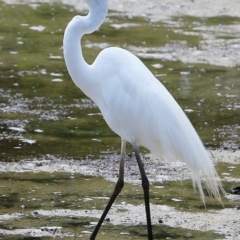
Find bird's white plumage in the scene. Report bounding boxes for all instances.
[63,0,225,204]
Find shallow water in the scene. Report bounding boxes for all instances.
[0,2,239,162]
[0,171,226,239]
[0,1,239,239]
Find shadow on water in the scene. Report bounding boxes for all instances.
[0,1,239,239]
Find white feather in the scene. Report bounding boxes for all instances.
[92,47,225,204]
[63,0,225,205]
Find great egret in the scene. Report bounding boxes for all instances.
[63,0,225,239]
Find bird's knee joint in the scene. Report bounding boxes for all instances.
[141,178,149,189]
[116,180,124,190]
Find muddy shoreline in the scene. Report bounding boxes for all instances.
[1,150,240,185]
[0,150,239,239]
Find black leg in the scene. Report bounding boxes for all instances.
[132,142,153,240]
[89,140,126,240]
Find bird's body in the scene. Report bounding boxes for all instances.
[63,0,224,239]
[94,47,206,166]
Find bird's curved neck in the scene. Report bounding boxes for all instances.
[63,0,109,95]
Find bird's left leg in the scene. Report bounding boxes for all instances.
[89,140,126,240]
[132,142,153,240]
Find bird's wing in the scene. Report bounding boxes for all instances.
[96,48,193,162]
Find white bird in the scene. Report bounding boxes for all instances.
[63,0,225,239]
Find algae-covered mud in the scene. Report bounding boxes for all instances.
[0,0,239,239]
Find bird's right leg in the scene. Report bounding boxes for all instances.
[89,140,126,240]
[132,142,153,240]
